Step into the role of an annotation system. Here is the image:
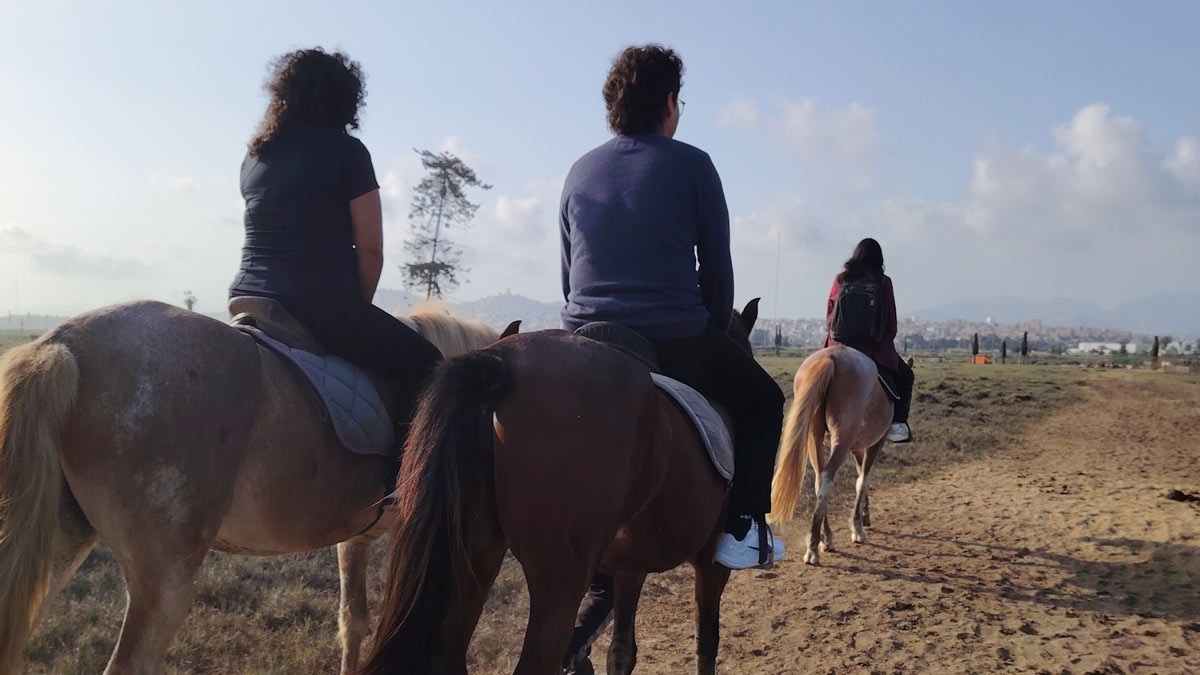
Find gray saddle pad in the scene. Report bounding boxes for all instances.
[651,373,734,481]
[241,327,394,456]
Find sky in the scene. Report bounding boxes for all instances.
[1,1,1198,320]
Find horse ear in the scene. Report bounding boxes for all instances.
[741,298,760,330]
[500,320,521,339]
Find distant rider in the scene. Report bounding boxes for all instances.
[825,238,914,442]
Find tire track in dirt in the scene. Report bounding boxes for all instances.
[591,373,1200,674]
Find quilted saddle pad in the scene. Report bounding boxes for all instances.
[240,327,394,456]
[651,373,734,481]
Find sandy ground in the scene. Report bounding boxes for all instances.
[581,372,1200,674]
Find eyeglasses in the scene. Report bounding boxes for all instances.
[678,99,686,116]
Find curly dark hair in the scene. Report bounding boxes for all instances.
[249,48,366,155]
[603,45,684,136]
[837,238,885,284]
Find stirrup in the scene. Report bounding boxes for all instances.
[755,515,774,566]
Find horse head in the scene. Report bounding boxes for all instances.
[729,297,761,354]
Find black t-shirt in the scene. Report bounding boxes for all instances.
[230,122,379,299]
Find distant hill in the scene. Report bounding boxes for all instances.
[906,293,1200,337]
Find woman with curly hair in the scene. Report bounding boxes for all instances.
[559,45,785,569]
[230,48,442,421]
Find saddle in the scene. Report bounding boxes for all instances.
[574,322,734,481]
[228,296,396,456]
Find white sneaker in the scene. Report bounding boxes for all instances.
[714,517,785,569]
[886,422,911,443]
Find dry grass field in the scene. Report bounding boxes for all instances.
[11,333,1198,673]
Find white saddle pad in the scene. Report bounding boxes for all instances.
[243,328,394,456]
[651,373,734,481]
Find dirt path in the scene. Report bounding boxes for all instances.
[589,372,1200,674]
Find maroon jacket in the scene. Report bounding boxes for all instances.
[825,273,899,371]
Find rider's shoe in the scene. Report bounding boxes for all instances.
[714,515,785,569]
[886,422,912,443]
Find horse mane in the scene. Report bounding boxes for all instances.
[404,304,499,358]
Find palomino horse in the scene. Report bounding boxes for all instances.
[769,345,893,566]
[360,302,762,675]
[0,300,498,675]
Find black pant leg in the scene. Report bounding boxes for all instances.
[892,360,914,423]
[563,573,614,669]
[653,331,785,517]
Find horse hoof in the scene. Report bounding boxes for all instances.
[803,551,820,566]
[851,532,868,544]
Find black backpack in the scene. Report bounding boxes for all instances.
[831,275,884,342]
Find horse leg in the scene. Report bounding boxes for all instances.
[439,530,508,674]
[862,491,871,528]
[855,442,883,537]
[821,515,835,553]
[46,491,98,599]
[606,573,647,675]
[850,447,869,544]
[103,545,207,675]
[693,555,731,675]
[337,536,373,675]
[807,439,850,566]
[516,566,594,675]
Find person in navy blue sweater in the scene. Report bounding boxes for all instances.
[560,45,785,570]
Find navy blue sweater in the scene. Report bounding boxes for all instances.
[559,135,733,340]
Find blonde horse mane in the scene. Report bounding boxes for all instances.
[403,303,500,358]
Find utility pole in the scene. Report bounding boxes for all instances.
[773,229,782,357]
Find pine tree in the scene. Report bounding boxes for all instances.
[403,149,491,299]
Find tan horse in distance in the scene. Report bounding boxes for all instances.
[0,300,498,675]
[769,345,894,565]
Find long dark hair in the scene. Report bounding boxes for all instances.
[249,48,366,156]
[603,44,684,135]
[837,238,885,284]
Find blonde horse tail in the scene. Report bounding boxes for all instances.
[0,341,79,675]
[769,353,834,526]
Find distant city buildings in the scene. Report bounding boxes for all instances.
[753,315,1174,354]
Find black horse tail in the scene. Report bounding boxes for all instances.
[360,349,511,675]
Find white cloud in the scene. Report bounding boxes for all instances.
[870,103,1200,306]
[719,96,882,191]
[0,225,151,278]
[1164,136,1200,189]
[777,99,880,160]
[716,95,759,129]
[438,135,481,167]
[493,195,544,238]
[457,178,563,300]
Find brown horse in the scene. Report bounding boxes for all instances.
[768,345,893,566]
[0,300,498,675]
[360,302,762,675]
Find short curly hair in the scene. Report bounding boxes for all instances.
[603,45,684,136]
[250,48,366,155]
